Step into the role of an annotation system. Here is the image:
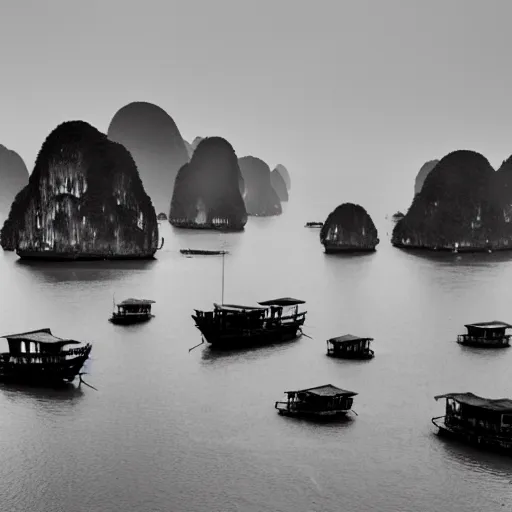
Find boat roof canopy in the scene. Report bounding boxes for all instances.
[434,392,512,412]
[117,298,156,306]
[1,328,81,345]
[213,303,267,312]
[258,297,305,306]
[328,334,374,344]
[464,321,512,329]
[286,384,357,398]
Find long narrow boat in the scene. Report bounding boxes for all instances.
[180,249,228,256]
[192,297,307,349]
[432,392,512,454]
[0,328,92,385]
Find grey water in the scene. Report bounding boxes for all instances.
[1,201,512,512]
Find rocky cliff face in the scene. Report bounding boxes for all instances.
[392,150,503,251]
[414,159,439,196]
[0,145,29,221]
[238,156,282,216]
[320,203,379,252]
[270,168,289,202]
[1,121,158,259]
[274,164,291,190]
[107,101,189,216]
[169,137,247,230]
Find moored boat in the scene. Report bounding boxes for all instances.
[457,321,512,348]
[305,221,323,228]
[326,334,375,359]
[275,384,357,418]
[0,328,92,385]
[192,297,307,349]
[432,392,512,454]
[109,298,156,325]
[180,249,228,256]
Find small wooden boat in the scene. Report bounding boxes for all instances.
[180,249,228,256]
[305,221,323,228]
[432,392,512,455]
[326,334,375,359]
[109,298,155,325]
[275,384,357,418]
[457,321,512,348]
[0,328,92,385]
[193,297,307,349]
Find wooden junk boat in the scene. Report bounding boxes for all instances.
[109,298,156,325]
[432,392,512,454]
[192,297,307,349]
[457,321,512,348]
[0,328,92,384]
[275,384,358,418]
[326,334,375,360]
[305,221,323,228]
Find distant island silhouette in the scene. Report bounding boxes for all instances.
[1,121,158,259]
[414,159,440,196]
[392,149,512,252]
[238,156,282,216]
[320,203,379,253]
[270,168,289,202]
[169,137,247,231]
[0,144,29,221]
[107,101,189,217]
[274,164,290,191]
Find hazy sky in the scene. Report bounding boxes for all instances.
[1,0,511,219]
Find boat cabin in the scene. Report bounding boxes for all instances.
[457,321,512,348]
[434,392,512,437]
[257,297,307,324]
[194,298,306,329]
[275,384,357,417]
[110,298,156,324]
[0,328,90,363]
[115,298,154,315]
[327,334,374,359]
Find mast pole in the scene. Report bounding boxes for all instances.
[221,250,225,305]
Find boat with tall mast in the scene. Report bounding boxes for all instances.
[191,246,307,349]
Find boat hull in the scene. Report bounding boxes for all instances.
[327,349,374,360]
[0,348,91,385]
[16,250,156,261]
[275,403,351,419]
[109,314,154,325]
[457,337,510,349]
[432,416,512,455]
[193,318,305,349]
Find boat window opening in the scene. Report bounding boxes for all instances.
[502,415,512,426]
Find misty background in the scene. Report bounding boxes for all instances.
[1,0,510,220]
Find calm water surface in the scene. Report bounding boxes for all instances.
[1,202,512,512]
